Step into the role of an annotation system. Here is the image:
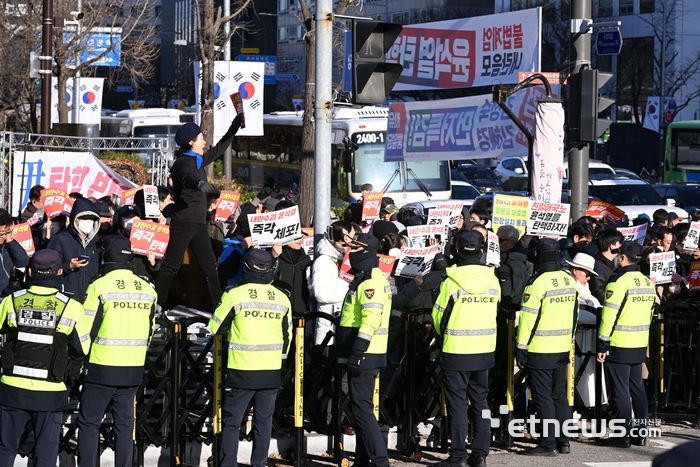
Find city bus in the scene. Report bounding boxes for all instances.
[100,108,195,161]
[664,120,700,182]
[231,106,452,205]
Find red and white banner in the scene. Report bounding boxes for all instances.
[129,220,170,258]
[40,189,73,219]
[214,191,241,222]
[13,151,136,215]
[12,223,35,257]
[387,9,541,91]
[362,192,383,221]
[689,262,700,292]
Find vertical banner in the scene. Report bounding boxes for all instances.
[531,101,565,203]
[486,231,501,267]
[343,30,353,93]
[143,185,160,219]
[642,96,661,133]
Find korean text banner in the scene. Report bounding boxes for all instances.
[386,8,541,91]
[12,151,137,216]
[386,86,559,162]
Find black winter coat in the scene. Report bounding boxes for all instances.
[0,238,30,299]
[274,246,312,316]
[496,243,531,310]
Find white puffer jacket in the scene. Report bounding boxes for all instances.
[309,238,349,346]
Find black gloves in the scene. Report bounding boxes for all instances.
[515,348,527,370]
[347,349,365,378]
[419,271,445,292]
[65,363,82,388]
[198,181,219,194]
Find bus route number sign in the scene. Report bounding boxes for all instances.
[353,132,385,145]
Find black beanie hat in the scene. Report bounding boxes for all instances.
[103,235,134,263]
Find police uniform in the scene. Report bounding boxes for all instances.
[516,239,579,456]
[432,231,500,467]
[0,250,90,467]
[77,236,158,467]
[337,234,392,467]
[208,249,292,467]
[597,241,655,446]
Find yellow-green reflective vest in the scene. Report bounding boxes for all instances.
[209,283,292,375]
[598,269,655,363]
[339,268,392,362]
[82,269,157,385]
[432,264,501,371]
[516,270,579,358]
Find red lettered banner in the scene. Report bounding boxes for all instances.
[12,223,35,257]
[129,220,170,258]
[215,191,241,222]
[122,187,141,206]
[362,192,383,221]
[40,189,73,219]
[586,201,625,225]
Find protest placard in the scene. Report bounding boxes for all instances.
[215,191,241,222]
[649,251,675,285]
[248,206,302,247]
[486,231,501,267]
[492,194,529,237]
[395,245,440,278]
[689,262,700,292]
[407,225,446,247]
[12,223,34,257]
[143,185,160,219]
[339,251,354,282]
[526,202,570,237]
[433,201,463,229]
[40,189,73,219]
[586,200,625,225]
[362,193,383,221]
[684,221,700,250]
[377,254,397,280]
[122,187,141,206]
[301,228,314,260]
[129,220,170,258]
[618,224,647,246]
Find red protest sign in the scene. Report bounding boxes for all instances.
[230,92,246,128]
[377,254,396,281]
[40,189,73,219]
[339,250,354,282]
[586,200,625,225]
[12,223,35,257]
[122,187,141,206]
[362,192,383,221]
[214,191,240,222]
[690,262,700,292]
[129,220,170,258]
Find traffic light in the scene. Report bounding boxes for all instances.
[352,20,403,106]
[568,69,614,143]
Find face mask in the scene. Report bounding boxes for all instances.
[77,219,94,234]
[123,217,136,233]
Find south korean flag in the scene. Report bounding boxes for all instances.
[226,61,264,137]
[49,77,104,127]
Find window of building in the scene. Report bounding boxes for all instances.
[598,0,612,17]
[278,26,287,42]
[392,13,400,24]
[640,0,655,13]
[155,6,161,17]
[278,0,288,12]
[403,11,410,24]
[619,0,634,15]
[420,10,429,23]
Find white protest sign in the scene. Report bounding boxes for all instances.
[434,201,463,230]
[395,245,440,278]
[684,221,700,250]
[248,206,302,247]
[526,201,570,237]
[486,231,501,267]
[649,251,675,285]
[407,225,446,247]
[301,236,314,260]
[143,185,160,219]
[618,224,648,246]
[427,207,452,227]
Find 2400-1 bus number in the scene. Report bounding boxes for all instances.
[353,132,385,145]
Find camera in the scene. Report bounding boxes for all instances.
[70,11,84,20]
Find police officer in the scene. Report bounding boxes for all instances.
[0,249,90,467]
[516,239,579,456]
[77,236,158,467]
[208,248,292,467]
[432,231,500,467]
[337,233,393,467]
[597,241,655,448]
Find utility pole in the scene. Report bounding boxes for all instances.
[314,0,333,240]
[40,0,53,135]
[223,0,233,180]
[658,0,667,182]
[569,0,592,222]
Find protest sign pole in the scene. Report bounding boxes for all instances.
[569,0,592,221]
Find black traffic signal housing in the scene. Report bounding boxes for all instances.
[352,20,403,106]
[568,69,614,143]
